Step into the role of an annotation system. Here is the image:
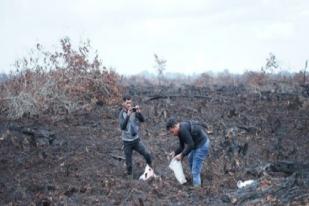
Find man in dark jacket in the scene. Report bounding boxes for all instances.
[119,95,152,178]
[166,117,210,187]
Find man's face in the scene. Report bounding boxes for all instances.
[169,126,178,136]
[124,99,132,110]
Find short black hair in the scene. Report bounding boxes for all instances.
[123,94,131,102]
[166,117,177,130]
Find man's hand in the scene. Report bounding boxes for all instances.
[127,106,133,116]
[128,109,132,115]
[169,151,175,158]
[174,153,183,161]
[135,105,141,113]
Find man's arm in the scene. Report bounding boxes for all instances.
[180,128,194,157]
[135,112,145,122]
[174,138,184,155]
[119,110,130,130]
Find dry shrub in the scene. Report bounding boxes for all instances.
[293,71,308,85]
[0,37,122,119]
[195,73,215,87]
[243,71,268,88]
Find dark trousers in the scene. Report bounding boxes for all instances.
[123,139,152,175]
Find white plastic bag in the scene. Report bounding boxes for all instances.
[139,164,157,180]
[169,158,187,184]
[237,180,256,188]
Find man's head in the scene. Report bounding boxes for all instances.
[166,117,179,136]
[122,94,132,110]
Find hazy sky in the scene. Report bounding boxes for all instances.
[0,0,308,75]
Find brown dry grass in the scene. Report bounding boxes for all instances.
[0,38,122,119]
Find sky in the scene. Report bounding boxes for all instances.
[0,0,308,75]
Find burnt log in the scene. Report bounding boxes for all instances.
[229,161,309,205]
[144,95,211,102]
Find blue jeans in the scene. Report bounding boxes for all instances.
[188,139,209,186]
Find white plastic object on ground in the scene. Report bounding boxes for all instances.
[237,180,256,188]
[169,158,187,184]
[139,164,157,180]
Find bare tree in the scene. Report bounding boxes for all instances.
[154,54,166,86]
[304,60,308,84]
[262,53,279,73]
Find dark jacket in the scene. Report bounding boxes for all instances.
[119,109,144,141]
[175,121,208,156]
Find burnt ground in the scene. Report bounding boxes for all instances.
[0,85,309,205]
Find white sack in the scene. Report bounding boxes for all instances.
[139,164,157,180]
[237,180,256,188]
[169,158,187,184]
